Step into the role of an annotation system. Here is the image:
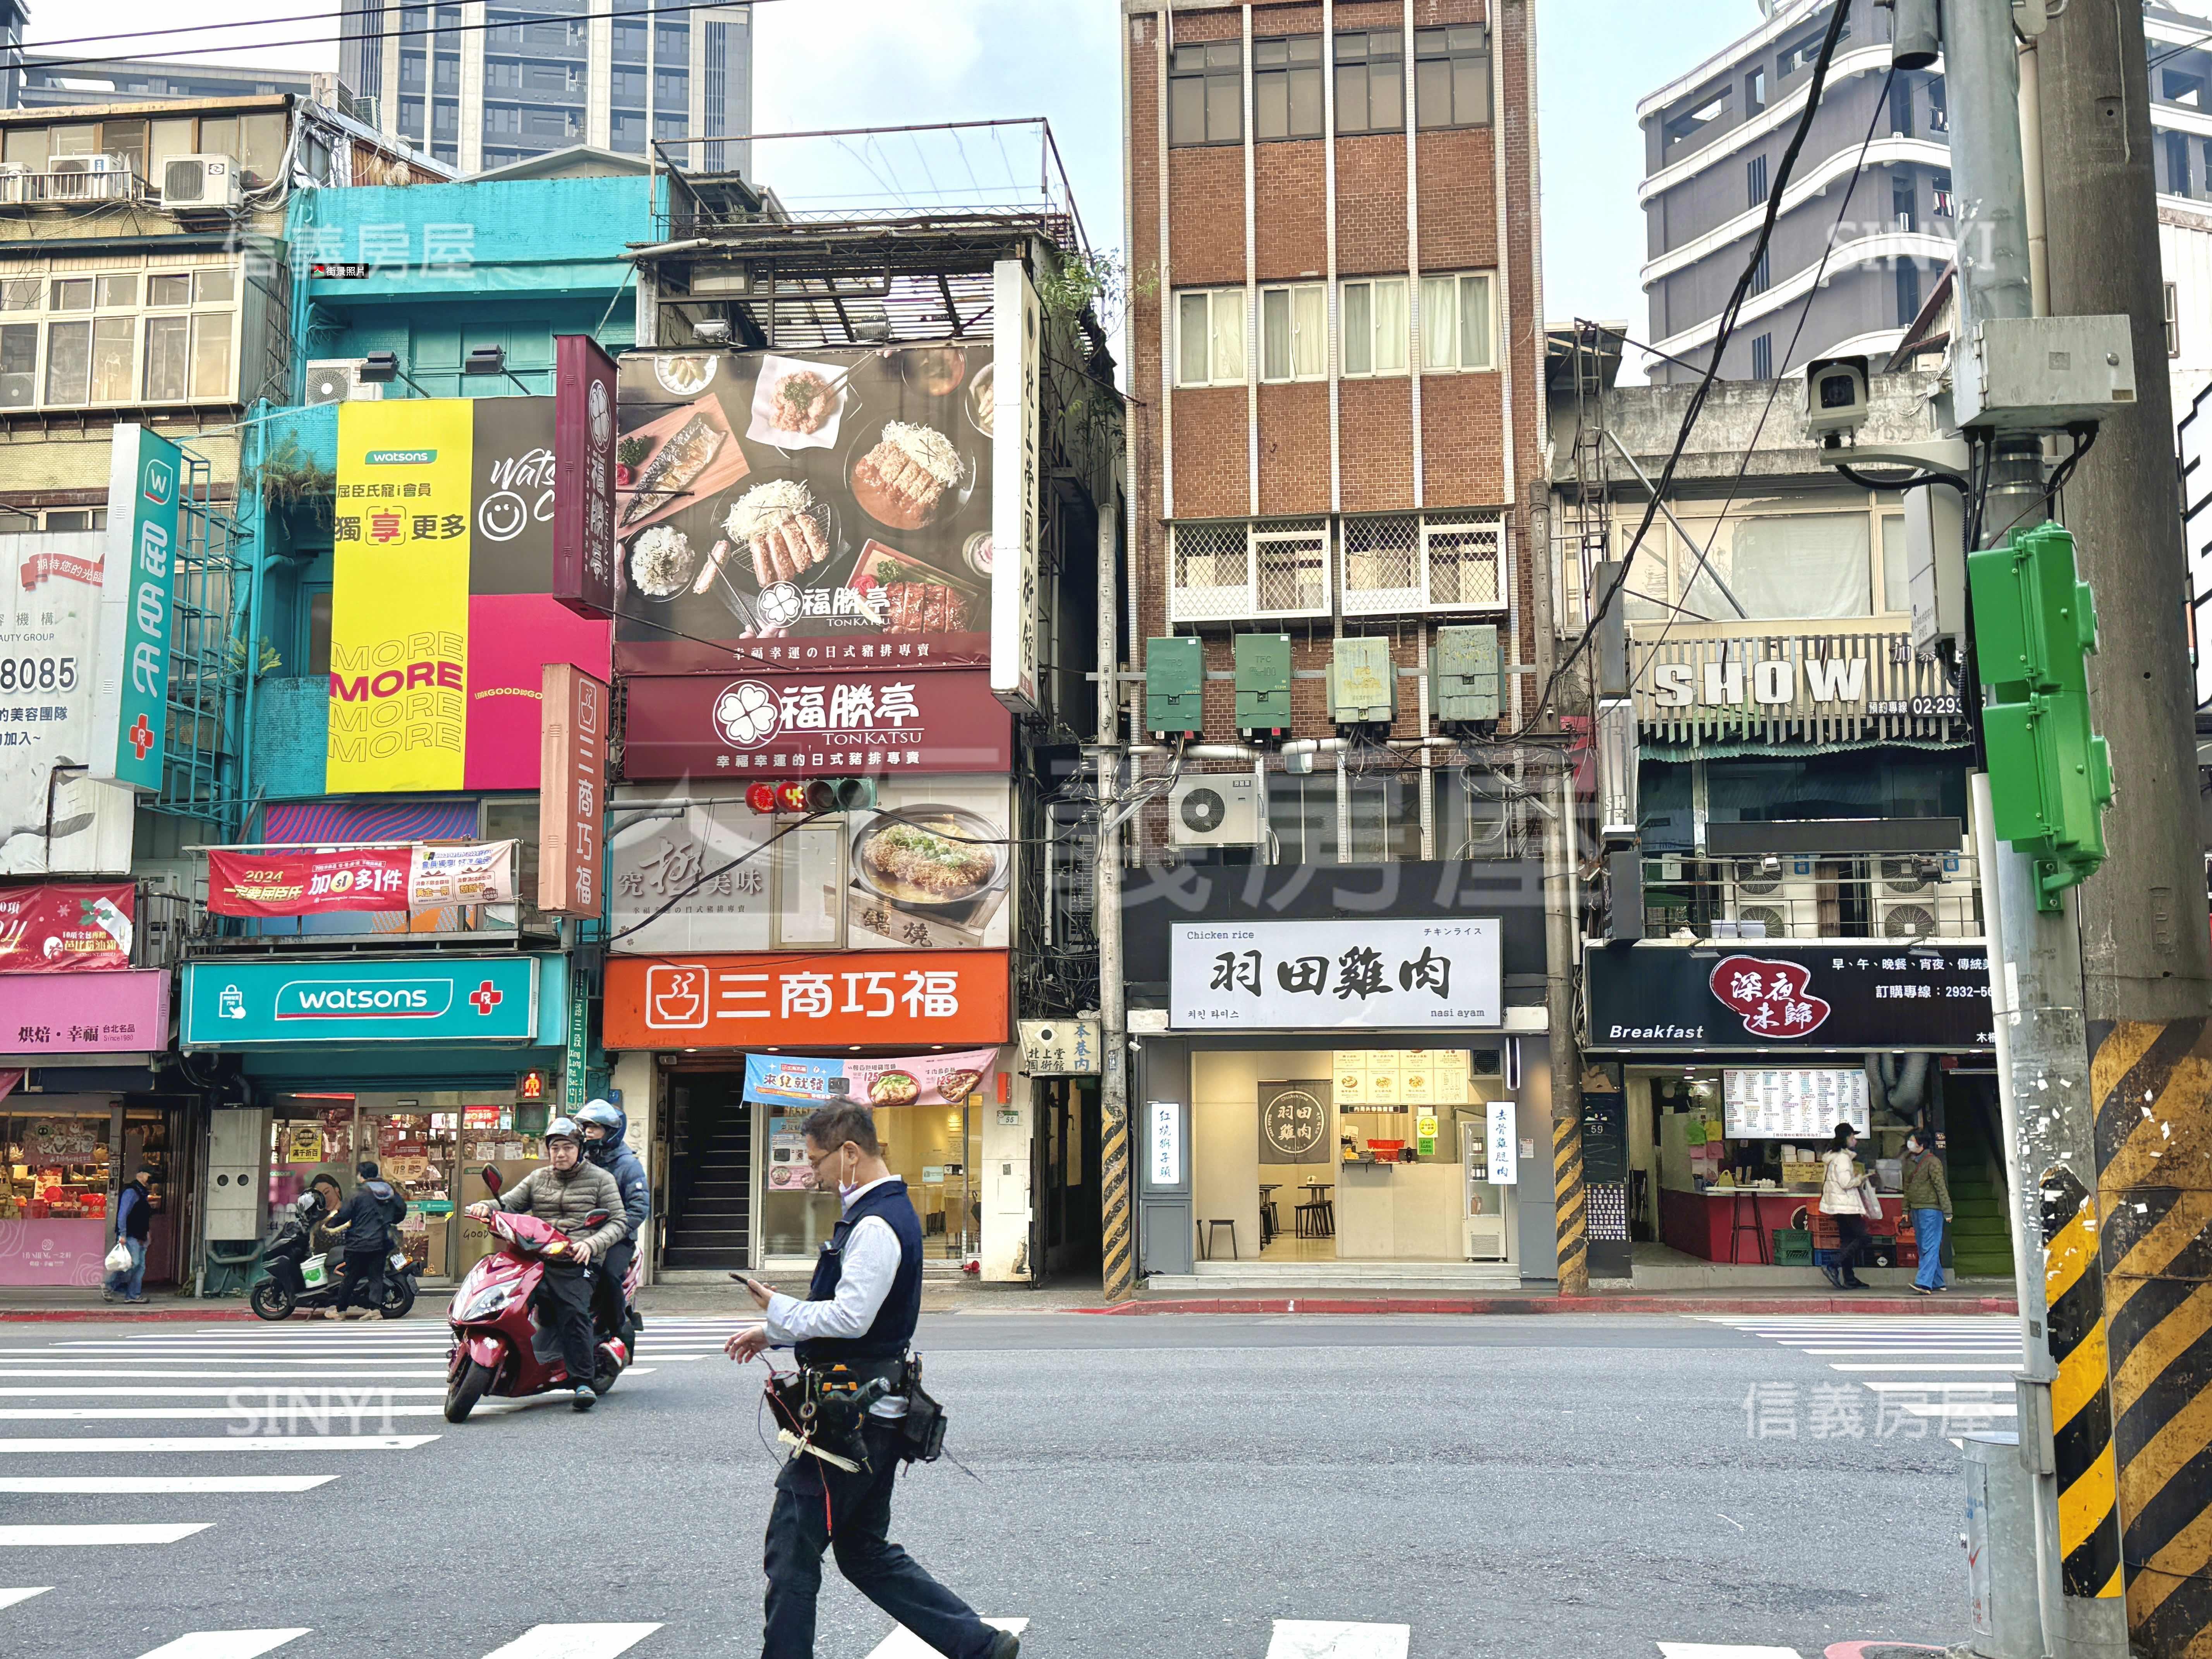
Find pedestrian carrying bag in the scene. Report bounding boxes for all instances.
[897,1355,947,1464]
[103,1240,132,1274]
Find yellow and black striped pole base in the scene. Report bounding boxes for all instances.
[2090,1016,2212,1657]
[2039,1165,2125,1601]
[1553,1109,1587,1297]
[1101,1095,1134,1304]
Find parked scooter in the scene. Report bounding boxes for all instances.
[443,1164,641,1423]
[251,1190,420,1321]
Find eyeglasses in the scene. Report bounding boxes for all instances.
[805,1144,841,1173]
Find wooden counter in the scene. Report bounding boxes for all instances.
[1334,1159,1463,1261]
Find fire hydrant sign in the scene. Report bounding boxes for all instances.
[1170,919,1501,1030]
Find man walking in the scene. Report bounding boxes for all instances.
[103,1166,154,1303]
[726,1101,1016,1659]
[325,1160,402,1321]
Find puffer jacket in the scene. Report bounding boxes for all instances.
[496,1161,628,1260]
[1820,1148,1871,1217]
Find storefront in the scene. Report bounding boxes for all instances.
[180,951,570,1282]
[0,964,187,1290]
[601,948,1015,1276]
[1584,940,1996,1279]
[1121,860,1556,1284]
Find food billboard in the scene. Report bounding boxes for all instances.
[612,343,1001,675]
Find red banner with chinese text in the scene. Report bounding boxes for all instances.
[0,883,134,973]
[206,847,412,917]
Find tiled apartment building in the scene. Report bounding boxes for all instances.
[1123,0,1544,768]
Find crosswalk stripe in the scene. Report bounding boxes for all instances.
[1656,1646,1802,1659]
[0,1523,213,1546]
[131,1631,311,1659]
[478,1623,664,1658]
[0,1435,436,1453]
[0,1405,469,1420]
[1829,1364,2020,1372]
[866,1618,1027,1659]
[0,1476,338,1493]
[1262,1620,1409,1659]
[0,1386,456,1398]
[0,1370,455,1381]
[0,1587,52,1609]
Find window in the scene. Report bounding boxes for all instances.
[96,274,136,309]
[1750,247,1771,295]
[2167,282,2181,359]
[1267,773,1339,864]
[147,273,191,308]
[1747,153,1769,207]
[1,278,38,312]
[43,508,105,531]
[1681,512,1873,620]
[1896,258,1922,328]
[433,55,460,94]
[191,312,232,400]
[90,318,133,402]
[49,277,90,312]
[1746,66,1767,113]
[1933,171,1955,217]
[654,69,689,106]
[1169,41,1242,146]
[1929,76,1948,131]
[1664,89,1730,150]
[143,315,189,402]
[0,325,35,408]
[2165,68,2205,107]
[613,20,646,59]
[1881,515,1910,614]
[2167,130,2192,197]
[1254,36,1323,140]
[196,269,234,306]
[1893,177,1917,231]
[305,588,333,678]
[1889,75,1914,137]
[1776,15,1844,82]
[1413,25,1489,129]
[1340,277,1407,376]
[1418,271,1494,371]
[1260,283,1326,381]
[1176,288,1246,387]
[1334,31,1403,136]
[43,320,88,406]
[398,98,426,141]
[1750,333,1773,380]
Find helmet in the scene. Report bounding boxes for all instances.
[543,1116,582,1146]
[575,1099,626,1163]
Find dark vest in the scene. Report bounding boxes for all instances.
[794,1179,922,1367]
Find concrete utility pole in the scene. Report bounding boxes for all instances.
[2034,4,2212,1654]
[1097,496,1134,1305]
[1945,3,2126,1654]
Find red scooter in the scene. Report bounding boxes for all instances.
[443,1166,642,1424]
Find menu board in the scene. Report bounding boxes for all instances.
[1333,1050,1471,1110]
[1723,1069,1871,1139]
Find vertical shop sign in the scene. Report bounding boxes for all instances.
[989,258,1042,715]
[537,662,606,917]
[89,425,184,792]
[552,334,618,616]
[1486,1101,1518,1186]
[1148,1101,1181,1187]
[563,989,588,1112]
[330,400,476,791]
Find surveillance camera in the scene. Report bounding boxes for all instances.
[1805,355,1870,439]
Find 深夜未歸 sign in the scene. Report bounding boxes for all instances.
[1170,919,1502,1030]
[182,955,548,1048]
[1582,943,1993,1052]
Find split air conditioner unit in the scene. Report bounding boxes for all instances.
[304,359,384,405]
[1873,848,1974,939]
[1168,775,1262,849]
[0,164,29,205]
[159,154,243,213]
[47,153,133,202]
[1723,857,1818,939]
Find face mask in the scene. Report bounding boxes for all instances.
[836,1150,864,1199]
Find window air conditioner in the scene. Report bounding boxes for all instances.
[1722,856,1819,940]
[47,154,132,201]
[160,154,244,212]
[1168,775,1262,849]
[304,359,384,405]
[1873,847,1973,939]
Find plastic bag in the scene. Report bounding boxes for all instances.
[103,1240,133,1274]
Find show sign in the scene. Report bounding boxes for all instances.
[1583,943,1994,1052]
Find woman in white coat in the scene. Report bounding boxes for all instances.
[1820,1122,1875,1290]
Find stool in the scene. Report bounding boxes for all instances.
[1295,1195,1329,1238]
[1258,1186,1281,1246]
[1197,1218,1238,1261]
[1729,1188,1769,1264]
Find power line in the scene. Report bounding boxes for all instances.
[6,0,799,79]
[1530,0,1855,727]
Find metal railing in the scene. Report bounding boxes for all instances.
[1637,849,1984,941]
[0,163,143,206]
[136,889,211,972]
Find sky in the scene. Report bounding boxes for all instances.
[36,0,1762,353]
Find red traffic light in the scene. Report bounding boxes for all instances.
[745,781,780,814]
[775,780,813,814]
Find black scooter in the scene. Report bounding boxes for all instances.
[251,1191,419,1321]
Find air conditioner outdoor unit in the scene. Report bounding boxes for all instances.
[1874,847,1974,939]
[304,359,383,405]
[1723,857,1818,939]
[1169,775,1261,848]
[46,154,132,201]
[160,153,243,212]
[0,164,29,205]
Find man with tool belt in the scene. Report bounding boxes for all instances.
[726,1101,1015,1659]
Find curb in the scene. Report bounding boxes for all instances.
[0,1307,258,1322]
[1072,1293,2020,1316]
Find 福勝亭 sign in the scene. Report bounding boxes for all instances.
[1171,919,1502,1030]
[619,669,1013,780]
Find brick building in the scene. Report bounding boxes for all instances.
[1117,0,1561,1288]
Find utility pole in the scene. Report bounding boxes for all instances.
[1945,3,2127,1656]
[2032,4,2212,1654]
[1096,495,1134,1305]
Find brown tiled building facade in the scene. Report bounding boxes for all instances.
[1121,0,1546,771]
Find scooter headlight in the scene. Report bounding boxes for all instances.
[456,1284,512,1322]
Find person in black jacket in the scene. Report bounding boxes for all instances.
[325,1159,404,1321]
[103,1167,156,1303]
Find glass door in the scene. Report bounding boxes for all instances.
[358,1096,462,1281]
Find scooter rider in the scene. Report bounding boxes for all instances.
[726,1100,1017,1659]
[574,1099,646,1341]
[465,1118,626,1411]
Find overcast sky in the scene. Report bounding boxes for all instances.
[43,0,1764,352]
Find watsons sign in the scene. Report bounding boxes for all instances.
[182,955,550,1047]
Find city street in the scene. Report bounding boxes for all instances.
[0,1312,2014,1659]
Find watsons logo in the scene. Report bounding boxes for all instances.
[274,980,454,1021]
[364,449,437,465]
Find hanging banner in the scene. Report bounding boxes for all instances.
[407,840,516,909]
[538,663,608,918]
[0,883,134,972]
[0,532,113,875]
[89,425,183,793]
[207,846,412,917]
[742,1045,1003,1109]
[553,333,619,616]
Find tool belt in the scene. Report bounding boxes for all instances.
[766,1353,946,1469]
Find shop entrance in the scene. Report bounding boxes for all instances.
[1,1096,189,1290]
[1039,1077,1101,1281]
[759,1093,982,1266]
[265,1091,479,1282]
[663,1072,753,1271]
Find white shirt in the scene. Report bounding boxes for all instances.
[763,1175,908,1418]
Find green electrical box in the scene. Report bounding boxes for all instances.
[1433,623,1501,723]
[1968,521,2114,907]
[1233,632,1293,733]
[1328,636,1396,725]
[1145,635,1205,736]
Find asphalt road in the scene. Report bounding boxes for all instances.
[0,1310,2009,1659]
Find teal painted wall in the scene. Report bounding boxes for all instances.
[252,677,330,800]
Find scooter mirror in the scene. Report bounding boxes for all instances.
[481,1164,503,1198]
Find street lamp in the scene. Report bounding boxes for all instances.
[463,344,533,395]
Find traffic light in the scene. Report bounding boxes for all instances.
[1968,521,2115,907]
[744,777,878,814]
